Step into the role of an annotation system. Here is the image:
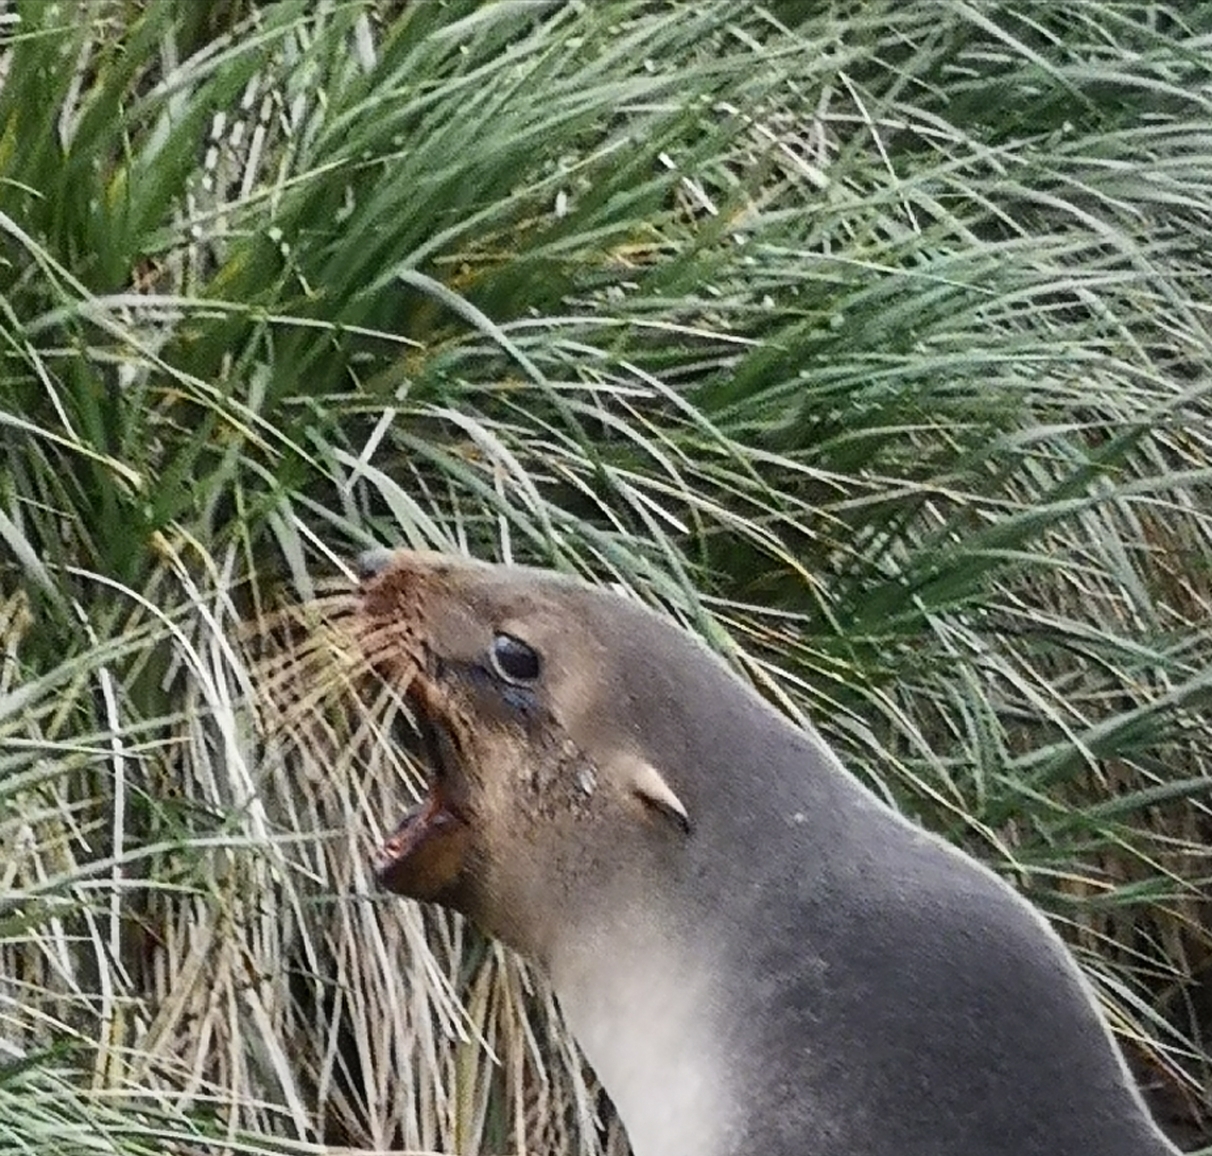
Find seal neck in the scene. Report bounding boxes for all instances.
[549,900,738,1156]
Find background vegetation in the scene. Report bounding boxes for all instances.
[1,0,1210,1152]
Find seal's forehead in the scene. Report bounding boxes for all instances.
[357,548,662,650]
[452,564,629,644]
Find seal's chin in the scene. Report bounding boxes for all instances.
[373,711,473,901]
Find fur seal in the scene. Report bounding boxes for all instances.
[351,547,1182,1156]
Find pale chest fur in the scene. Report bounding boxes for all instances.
[549,914,739,1156]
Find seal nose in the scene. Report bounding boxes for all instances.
[356,547,396,581]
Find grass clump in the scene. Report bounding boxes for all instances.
[1,2,1210,1152]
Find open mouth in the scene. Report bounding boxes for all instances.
[372,698,474,900]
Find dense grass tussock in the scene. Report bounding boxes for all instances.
[1,1,1211,1153]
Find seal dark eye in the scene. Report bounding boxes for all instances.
[490,633,541,684]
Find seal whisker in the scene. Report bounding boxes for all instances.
[242,594,361,639]
[247,602,411,751]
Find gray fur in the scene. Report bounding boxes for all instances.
[359,550,1181,1156]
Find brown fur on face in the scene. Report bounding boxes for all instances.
[347,550,691,965]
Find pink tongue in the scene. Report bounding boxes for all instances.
[374,797,438,873]
[372,789,469,898]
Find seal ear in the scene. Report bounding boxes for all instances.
[623,755,692,836]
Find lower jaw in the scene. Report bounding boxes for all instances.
[373,788,472,901]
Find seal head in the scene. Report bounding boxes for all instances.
[356,549,694,965]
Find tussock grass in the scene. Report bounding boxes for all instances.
[2,1,1210,1152]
